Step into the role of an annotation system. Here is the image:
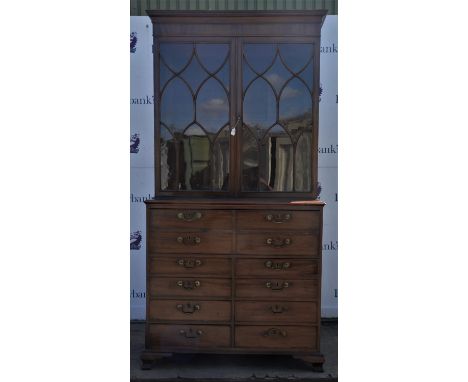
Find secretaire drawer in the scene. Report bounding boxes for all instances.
[235,301,318,324]
[149,209,233,231]
[149,300,231,321]
[149,277,231,298]
[236,233,318,255]
[236,279,319,300]
[148,231,232,254]
[235,325,318,350]
[235,258,319,278]
[237,210,320,231]
[148,324,230,349]
[149,256,231,277]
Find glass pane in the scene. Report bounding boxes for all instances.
[279,78,312,142]
[244,44,276,73]
[160,43,193,73]
[259,125,293,191]
[295,132,312,192]
[212,126,230,191]
[279,43,313,73]
[243,78,276,139]
[161,77,194,132]
[181,57,208,92]
[196,78,229,134]
[159,60,173,89]
[216,63,230,90]
[264,57,292,95]
[299,61,313,90]
[180,125,211,190]
[243,63,256,91]
[196,44,229,73]
[242,127,259,191]
[160,125,177,191]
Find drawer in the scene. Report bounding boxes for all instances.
[235,325,318,350]
[149,256,231,277]
[148,324,230,349]
[149,209,233,230]
[149,300,231,321]
[236,279,319,300]
[235,301,318,324]
[149,231,232,254]
[237,233,318,255]
[149,277,231,298]
[237,210,320,231]
[235,258,319,278]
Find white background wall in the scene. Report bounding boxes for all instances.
[130,15,338,319]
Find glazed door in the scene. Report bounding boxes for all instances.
[239,39,318,196]
[156,39,235,194]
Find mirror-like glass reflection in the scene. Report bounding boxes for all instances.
[295,132,312,192]
[181,57,207,92]
[244,44,276,73]
[242,127,259,191]
[160,43,192,72]
[243,78,276,138]
[160,125,177,190]
[197,44,229,73]
[197,78,229,134]
[212,127,230,191]
[279,43,313,73]
[161,77,194,132]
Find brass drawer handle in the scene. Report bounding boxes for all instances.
[265,260,291,270]
[266,237,291,247]
[177,211,202,221]
[177,280,201,289]
[263,328,287,337]
[176,302,201,314]
[179,328,203,338]
[270,304,288,314]
[265,281,290,290]
[177,258,202,268]
[177,236,201,245]
[265,213,291,223]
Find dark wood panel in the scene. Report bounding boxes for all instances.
[236,279,319,300]
[236,210,320,231]
[149,231,233,254]
[235,325,318,350]
[237,233,318,255]
[235,301,318,324]
[149,256,231,277]
[149,277,231,298]
[149,300,231,321]
[149,209,233,231]
[235,258,319,278]
[148,324,230,349]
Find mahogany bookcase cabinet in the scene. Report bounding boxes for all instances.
[142,10,327,371]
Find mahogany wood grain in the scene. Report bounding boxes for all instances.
[235,258,319,278]
[148,231,233,254]
[236,211,320,231]
[149,277,231,298]
[149,209,233,231]
[235,301,318,324]
[149,256,231,277]
[236,232,319,255]
[236,278,320,300]
[149,300,231,321]
[148,324,231,348]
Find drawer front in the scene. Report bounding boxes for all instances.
[237,233,318,255]
[149,277,231,298]
[237,210,320,231]
[235,301,317,324]
[235,258,319,278]
[148,324,230,349]
[235,325,318,350]
[149,300,231,321]
[149,231,232,254]
[236,279,319,300]
[149,256,231,277]
[149,209,233,230]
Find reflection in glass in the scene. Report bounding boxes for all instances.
[243,78,276,138]
[279,43,313,73]
[295,132,312,192]
[160,125,177,191]
[181,57,207,92]
[244,44,276,73]
[159,61,173,89]
[300,61,313,90]
[161,77,194,132]
[181,125,211,190]
[160,43,193,72]
[264,58,292,94]
[259,125,293,191]
[196,44,229,73]
[212,127,230,191]
[242,127,259,191]
[197,78,229,134]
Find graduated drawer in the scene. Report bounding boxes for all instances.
[148,324,230,349]
[235,258,319,278]
[149,277,231,298]
[149,300,231,321]
[237,210,320,231]
[149,209,232,230]
[236,233,319,255]
[235,325,318,350]
[149,256,231,276]
[236,279,319,300]
[235,301,318,324]
[148,231,232,254]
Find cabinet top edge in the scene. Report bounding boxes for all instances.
[144,198,326,207]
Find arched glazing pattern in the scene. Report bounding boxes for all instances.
[159,42,231,191]
[242,42,314,192]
